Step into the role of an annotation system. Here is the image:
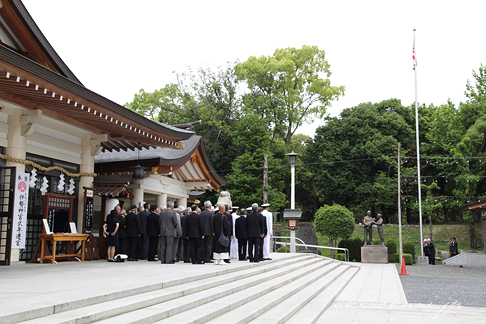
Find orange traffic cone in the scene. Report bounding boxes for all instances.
[400,257,408,275]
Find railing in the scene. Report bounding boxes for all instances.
[273,236,349,262]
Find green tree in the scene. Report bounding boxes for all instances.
[235,45,345,147]
[314,204,355,258]
[225,114,287,210]
[304,99,415,219]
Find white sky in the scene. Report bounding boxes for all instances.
[22,0,486,137]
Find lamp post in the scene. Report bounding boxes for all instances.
[285,151,300,253]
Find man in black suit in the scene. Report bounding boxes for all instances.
[185,204,205,264]
[258,207,268,261]
[180,208,191,263]
[235,208,248,261]
[146,205,160,261]
[125,205,140,261]
[200,200,214,263]
[137,203,150,260]
[246,203,264,262]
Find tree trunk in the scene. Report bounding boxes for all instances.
[469,222,477,249]
[329,237,336,259]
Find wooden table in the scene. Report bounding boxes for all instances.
[38,233,89,264]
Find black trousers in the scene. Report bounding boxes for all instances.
[127,236,138,259]
[136,233,148,259]
[189,237,203,263]
[258,237,264,260]
[116,237,127,255]
[248,237,260,262]
[182,239,191,262]
[238,238,247,260]
[148,236,158,261]
[203,235,213,262]
[428,253,435,265]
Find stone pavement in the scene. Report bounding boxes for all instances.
[1,254,485,323]
[322,263,486,323]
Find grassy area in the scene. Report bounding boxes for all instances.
[273,221,482,259]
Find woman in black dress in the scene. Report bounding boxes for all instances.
[213,204,231,265]
[103,210,119,262]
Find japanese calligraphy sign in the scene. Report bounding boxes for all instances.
[12,172,30,249]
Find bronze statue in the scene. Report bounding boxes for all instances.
[374,213,385,245]
[363,211,374,245]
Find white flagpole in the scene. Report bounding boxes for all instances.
[413,29,424,257]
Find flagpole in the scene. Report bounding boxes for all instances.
[413,28,424,257]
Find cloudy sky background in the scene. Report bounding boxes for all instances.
[23,0,486,136]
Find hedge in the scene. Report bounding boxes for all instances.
[389,253,413,265]
[403,242,415,263]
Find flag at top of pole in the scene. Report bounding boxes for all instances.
[413,29,417,70]
[413,28,424,257]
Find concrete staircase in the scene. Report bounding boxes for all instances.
[11,255,359,324]
[443,252,486,268]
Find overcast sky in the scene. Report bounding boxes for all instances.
[22,0,486,137]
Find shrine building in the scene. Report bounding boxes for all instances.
[0,0,225,265]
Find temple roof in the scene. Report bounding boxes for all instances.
[95,134,227,191]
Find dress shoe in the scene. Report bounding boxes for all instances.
[167,261,175,264]
[205,260,214,263]
[263,258,272,261]
[224,259,231,264]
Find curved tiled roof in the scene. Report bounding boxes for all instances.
[95,134,201,164]
[95,134,227,187]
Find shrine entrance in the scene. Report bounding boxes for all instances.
[0,167,16,266]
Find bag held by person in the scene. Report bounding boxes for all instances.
[218,214,230,247]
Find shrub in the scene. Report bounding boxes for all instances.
[403,242,415,263]
[387,241,397,255]
[337,238,349,253]
[352,238,362,262]
[403,253,413,265]
[336,254,345,261]
[315,204,355,249]
[276,246,289,253]
[390,252,414,265]
[388,253,399,263]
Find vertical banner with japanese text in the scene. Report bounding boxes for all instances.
[12,172,30,249]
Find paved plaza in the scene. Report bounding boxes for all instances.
[0,254,485,323]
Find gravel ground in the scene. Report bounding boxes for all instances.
[396,263,486,308]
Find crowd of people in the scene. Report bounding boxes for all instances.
[103,200,273,265]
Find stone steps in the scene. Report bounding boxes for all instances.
[18,255,316,324]
[100,258,330,324]
[8,254,359,324]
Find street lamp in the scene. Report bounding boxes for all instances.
[285,151,300,253]
[285,151,300,209]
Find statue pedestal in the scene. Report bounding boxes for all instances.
[361,245,388,263]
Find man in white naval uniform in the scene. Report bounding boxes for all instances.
[230,206,239,259]
[261,203,273,260]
